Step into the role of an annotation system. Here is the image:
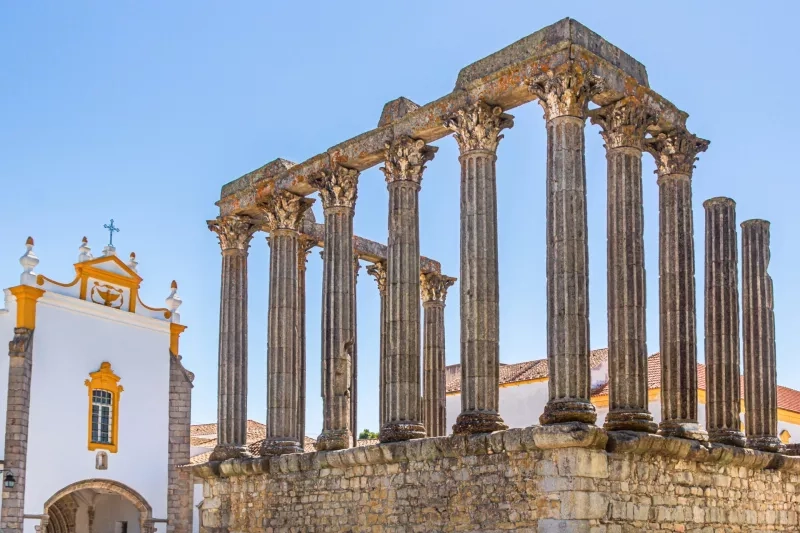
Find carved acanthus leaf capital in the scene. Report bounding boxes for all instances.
[645,129,710,177]
[420,272,456,303]
[529,63,605,121]
[589,97,658,150]
[297,235,316,271]
[308,165,360,209]
[366,261,387,294]
[257,190,314,232]
[443,101,514,154]
[380,136,438,185]
[208,215,257,252]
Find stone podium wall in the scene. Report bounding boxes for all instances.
[194,425,800,532]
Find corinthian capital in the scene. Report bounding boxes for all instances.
[308,165,360,209]
[257,190,314,232]
[589,97,658,150]
[208,215,257,252]
[380,136,438,185]
[645,129,710,177]
[420,272,456,304]
[529,63,605,121]
[443,101,514,154]
[297,235,316,271]
[366,261,387,294]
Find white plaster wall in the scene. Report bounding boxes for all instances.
[0,293,15,454]
[19,295,170,531]
[193,483,203,533]
[446,381,551,432]
[75,493,142,533]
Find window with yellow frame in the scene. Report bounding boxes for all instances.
[84,362,123,453]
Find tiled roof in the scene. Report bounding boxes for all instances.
[190,420,267,449]
[189,437,378,466]
[446,348,609,394]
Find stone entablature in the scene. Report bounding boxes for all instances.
[194,425,800,532]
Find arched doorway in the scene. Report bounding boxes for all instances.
[43,479,154,533]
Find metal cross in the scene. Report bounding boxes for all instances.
[103,219,120,246]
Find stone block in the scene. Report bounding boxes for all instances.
[531,422,608,450]
[538,519,592,533]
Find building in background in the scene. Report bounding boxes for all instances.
[0,236,194,533]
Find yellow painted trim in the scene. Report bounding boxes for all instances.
[170,323,187,356]
[8,285,45,329]
[137,295,172,320]
[778,408,800,425]
[36,273,79,289]
[84,362,123,453]
[592,395,609,408]
[780,429,791,444]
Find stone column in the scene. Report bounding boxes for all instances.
[207,215,257,460]
[530,63,603,425]
[590,97,657,433]
[351,255,360,447]
[259,191,314,455]
[420,272,456,437]
[444,101,512,435]
[309,165,360,451]
[703,198,745,447]
[1,328,35,533]
[296,236,315,447]
[366,261,387,428]
[741,219,782,452]
[379,136,437,442]
[645,129,709,441]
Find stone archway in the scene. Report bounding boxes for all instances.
[43,479,154,533]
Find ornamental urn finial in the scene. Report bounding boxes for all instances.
[127,252,138,273]
[78,236,94,263]
[20,236,39,286]
[165,280,182,322]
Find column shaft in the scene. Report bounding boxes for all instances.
[742,219,782,452]
[704,198,745,446]
[296,238,314,447]
[351,257,360,447]
[366,262,387,429]
[444,102,511,435]
[421,272,455,437]
[208,216,255,460]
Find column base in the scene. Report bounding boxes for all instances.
[604,409,657,433]
[315,429,351,451]
[708,428,746,447]
[452,411,508,435]
[209,444,251,461]
[540,399,597,425]
[658,420,708,442]
[747,435,784,453]
[783,443,800,456]
[259,438,302,456]
[380,421,426,443]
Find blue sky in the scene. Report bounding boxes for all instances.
[2,1,798,436]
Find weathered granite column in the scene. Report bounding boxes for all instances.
[704,198,745,447]
[421,272,456,437]
[444,101,512,435]
[351,255,360,447]
[590,97,657,433]
[741,219,782,452]
[207,215,257,460]
[645,129,709,441]
[296,236,315,446]
[379,136,437,442]
[259,191,314,455]
[530,64,602,425]
[366,261,387,428]
[309,164,360,451]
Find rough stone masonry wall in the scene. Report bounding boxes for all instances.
[167,354,194,533]
[195,424,800,533]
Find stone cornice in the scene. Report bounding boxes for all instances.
[380,136,438,185]
[216,19,693,216]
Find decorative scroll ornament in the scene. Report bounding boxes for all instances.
[257,190,314,232]
[207,215,257,252]
[420,271,456,303]
[529,63,605,120]
[645,129,710,176]
[380,136,438,185]
[443,100,514,154]
[589,97,658,150]
[366,261,387,293]
[308,165,360,209]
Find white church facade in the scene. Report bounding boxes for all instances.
[0,236,194,533]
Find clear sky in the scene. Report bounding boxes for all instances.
[2,1,798,437]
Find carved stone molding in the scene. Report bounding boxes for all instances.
[208,215,257,252]
[645,129,710,177]
[366,261,387,293]
[9,327,32,355]
[257,190,314,232]
[589,97,658,150]
[380,136,438,185]
[529,62,605,120]
[443,100,514,154]
[420,272,456,304]
[308,165,360,209]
